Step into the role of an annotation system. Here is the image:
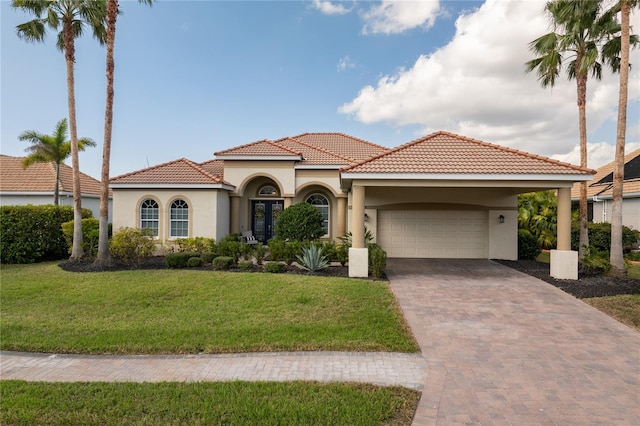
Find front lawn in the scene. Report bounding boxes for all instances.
[0,380,419,426]
[0,262,418,354]
[582,294,640,331]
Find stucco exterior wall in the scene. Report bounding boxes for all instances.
[112,189,229,243]
[0,193,112,222]
[592,198,640,231]
[224,161,297,196]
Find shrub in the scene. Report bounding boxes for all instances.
[580,247,611,276]
[264,261,286,273]
[296,244,330,273]
[165,252,200,268]
[571,222,640,252]
[284,240,302,265]
[109,227,155,265]
[368,243,387,278]
[187,256,203,268]
[238,260,254,271]
[255,243,266,265]
[202,252,217,263]
[267,238,286,261]
[336,243,349,266]
[218,240,241,262]
[518,229,541,260]
[275,203,324,241]
[321,241,338,263]
[212,256,234,270]
[240,243,255,261]
[175,237,216,254]
[0,205,91,263]
[338,228,374,248]
[61,218,104,258]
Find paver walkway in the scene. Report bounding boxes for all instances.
[387,259,640,425]
[0,351,426,389]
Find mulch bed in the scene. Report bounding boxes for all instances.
[495,259,640,298]
[59,257,639,299]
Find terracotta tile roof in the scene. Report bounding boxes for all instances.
[342,131,595,176]
[214,139,302,158]
[198,159,224,178]
[571,149,640,199]
[110,158,225,185]
[291,132,389,162]
[0,154,104,195]
[274,137,355,166]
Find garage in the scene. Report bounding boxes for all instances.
[377,210,488,258]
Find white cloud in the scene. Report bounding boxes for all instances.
[339,0,640,164]
[551,142,640,169]
[312,0,350,15]
[361,0,441,34]
[337,55,356,72]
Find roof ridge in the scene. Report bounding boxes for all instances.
[277,137,356,164]
[214,139,302,157]
[180,158,222,183]
[293,132,390,152]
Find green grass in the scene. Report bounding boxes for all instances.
[0,262,418,354]
[627,262,640,279]
[583,294,640,331]
[0,380,419,426]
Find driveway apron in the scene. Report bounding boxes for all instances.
[387,259,640,425]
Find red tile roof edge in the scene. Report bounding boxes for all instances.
[110,158,223,184]
[214,139,302,157]
[341,130,596,174]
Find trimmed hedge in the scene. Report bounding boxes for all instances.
[61,218,109,259]
[368,244,387,278]
[571,221,640,252]
[1,205,92,264]
[264,261,286,273]
[166,252,200,268]
[187,256,203,268]
[212,256,234,270]
[275,203,324,241]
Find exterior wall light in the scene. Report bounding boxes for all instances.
[364,213,369,222]
[499,214,505,224]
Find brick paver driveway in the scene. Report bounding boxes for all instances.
[387,259,640,425]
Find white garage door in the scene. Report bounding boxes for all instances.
[377,210,488,258]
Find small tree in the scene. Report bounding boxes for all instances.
[275,203,324,241]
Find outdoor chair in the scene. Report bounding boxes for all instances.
[240,230,258,245]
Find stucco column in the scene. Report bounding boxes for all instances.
[551,186,577,279]
[337,197,347,238]
[230,196,240,234]
[349,185,368,277]
[284,197,293,208]
[556,187,571,251]
[351,186,365,248]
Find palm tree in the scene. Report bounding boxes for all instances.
[20,118,96,206]
[609,0,639,276]
[12,0,107,259]
[525,0,621,259]
[96,0,153,265]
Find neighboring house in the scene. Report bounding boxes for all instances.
[110,131,594,279]
[0,154,112,221]
[571,149,640,230]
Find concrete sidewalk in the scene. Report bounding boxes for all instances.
[0,350,427,390]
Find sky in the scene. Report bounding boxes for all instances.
[1,0,639,180]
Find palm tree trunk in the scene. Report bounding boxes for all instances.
[96,0,118,265]
[64,21,84,259]
[54,162,60,206]
[610,0,631,276]
[577,71,589,259]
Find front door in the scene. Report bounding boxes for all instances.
[251,200,283,242]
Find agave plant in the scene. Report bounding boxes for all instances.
[296,244,330,273]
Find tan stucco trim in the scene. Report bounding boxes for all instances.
[235,173,285,197]
[373,202,517,211]
[296,181,342,198]
[347,179,576,189]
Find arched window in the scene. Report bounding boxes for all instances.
[306,194,329,236]
[169,199,189,238]
[258,184,279,197]
[140,199,159,237]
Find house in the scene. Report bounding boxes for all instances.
[110,131,594,279]
[571,149,640,230]
[0,154,112,221]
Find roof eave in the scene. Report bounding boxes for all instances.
[215,155,302,161]
[110,183,235,191]
[340,172,595,181]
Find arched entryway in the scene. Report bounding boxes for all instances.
[250,183,284,242]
